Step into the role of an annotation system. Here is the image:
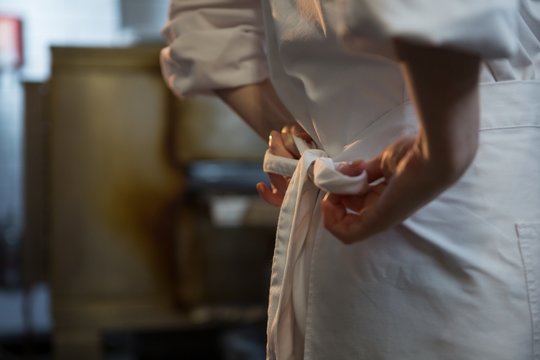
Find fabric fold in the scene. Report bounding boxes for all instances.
[160,0,268,97]
[336,0,520,59]
[263,137,369,359]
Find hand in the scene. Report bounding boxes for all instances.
[321,135,466,244]
[322,41,480,244]
[256,125,312,206]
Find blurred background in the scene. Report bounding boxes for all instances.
[0,0,277,359]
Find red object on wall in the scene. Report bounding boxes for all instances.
[0,15,24,69]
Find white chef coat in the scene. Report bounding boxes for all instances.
[161,1,540,359]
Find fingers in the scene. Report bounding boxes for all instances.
[290,124,313,143]
[267,128,420,243]
[321,198,385,244]
[269,130,294,159]
[380,135,418,179]
[363,135,419,183]
[258,173,290,207]
[363,155,385,182]
[321,194,366,244]
[335,161,364,177]
[256,182,285,207]
[264,126,309,208]
[321,137,423,243]
[321,193,348,228]
[322,193,369,243]
[275,125,314,159]
[268,172,289,195]
[280,127,300,158]
[321,182,388,244]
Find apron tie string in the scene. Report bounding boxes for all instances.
[263,137,369,359]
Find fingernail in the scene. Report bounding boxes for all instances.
[336,162,348,171]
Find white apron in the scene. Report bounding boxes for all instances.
[160,0,540,358]
[264,81,540,360]
[261,1,540,359]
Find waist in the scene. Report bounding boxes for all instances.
[329,80,540,162]
[478,80,540,129]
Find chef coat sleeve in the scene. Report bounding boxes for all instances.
[336,0,521,59]
[160,0,268,97]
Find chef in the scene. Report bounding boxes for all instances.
[161,1,540,359]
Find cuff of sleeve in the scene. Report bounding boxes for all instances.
[160,34,268,98]
[161,46,269,98]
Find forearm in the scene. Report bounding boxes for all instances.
[215,79,297,139]
[319,41,482,242]
[374,41,481,222]
[395,40,481,179]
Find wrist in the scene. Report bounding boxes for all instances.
[415,130,478,184]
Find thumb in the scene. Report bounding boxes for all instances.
[335,160,364,177]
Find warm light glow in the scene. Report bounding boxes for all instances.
[296,0,327,36]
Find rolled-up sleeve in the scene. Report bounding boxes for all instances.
[160,0,268,97]
[336,0,521,59]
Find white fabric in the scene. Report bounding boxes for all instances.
[262,137,369,360]
[263,141,369,195]
[336,0,520,58]
[264,81,540,360]
[160,0,268,97]
[161,1,540,359]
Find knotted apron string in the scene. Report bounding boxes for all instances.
[264,137,369,360]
